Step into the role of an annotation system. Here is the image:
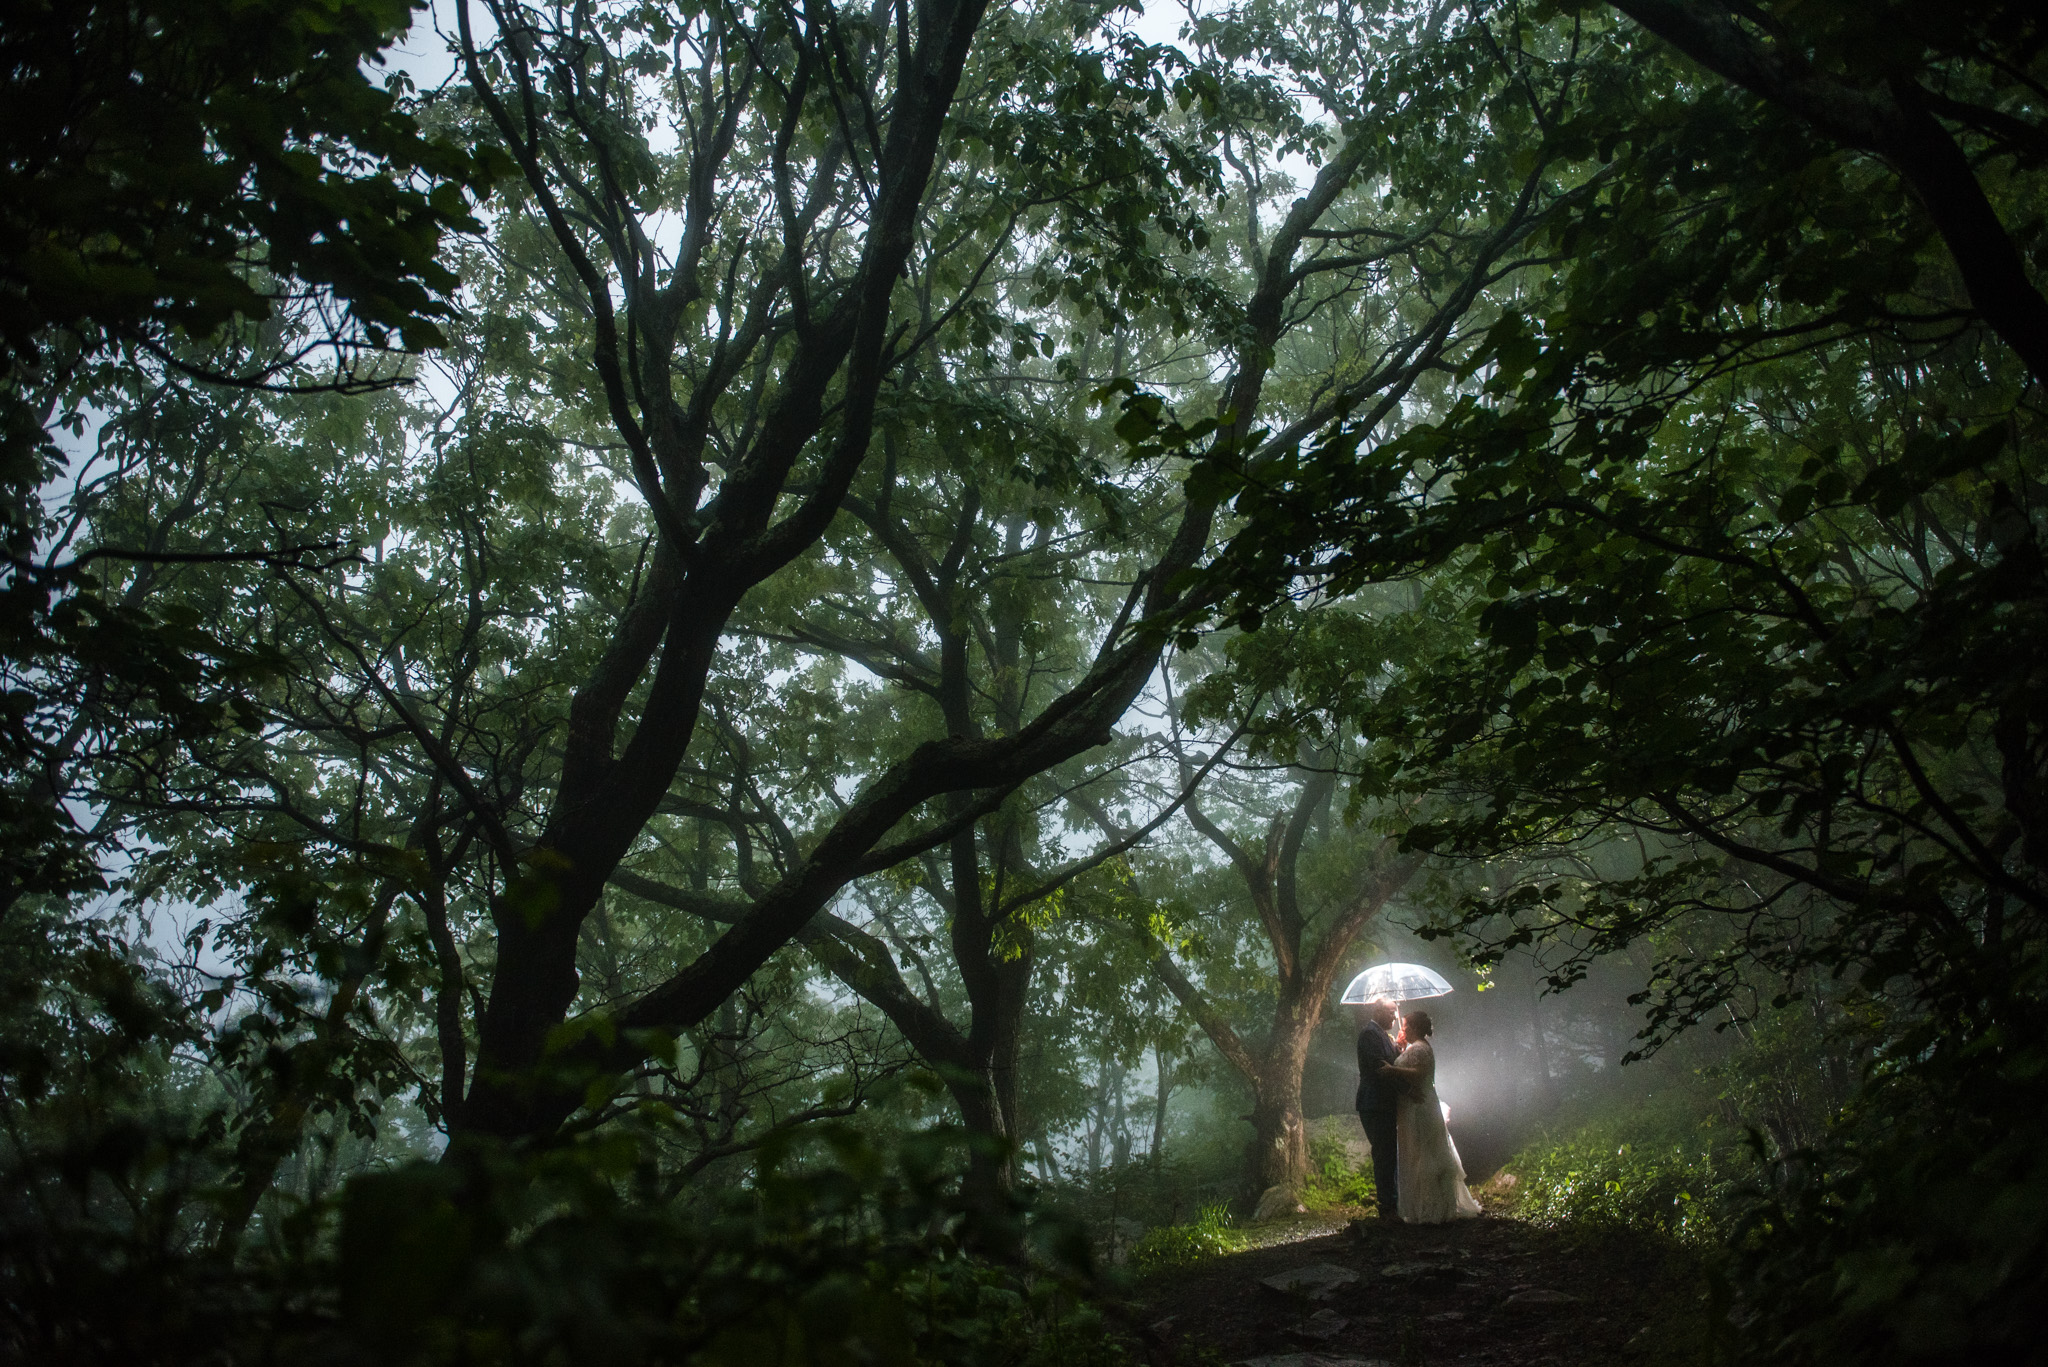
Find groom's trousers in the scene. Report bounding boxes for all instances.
[1359,1106,1398,1219]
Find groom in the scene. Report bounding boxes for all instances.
[1355,1000,1406,1221]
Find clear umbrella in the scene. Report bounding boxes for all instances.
[1339,961,1454,1004]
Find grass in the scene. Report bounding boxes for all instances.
[1128,1202,1253,1272]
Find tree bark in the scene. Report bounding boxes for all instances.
[1245,1026,1312,1195]
[1150,1044,1172,1163]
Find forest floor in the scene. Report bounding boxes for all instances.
[1121,1190,1712,1367]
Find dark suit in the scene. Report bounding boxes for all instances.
[1356,1020,1401,1218]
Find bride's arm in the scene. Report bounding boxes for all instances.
[1380,1059,1427,1099]
[1388,1043,1433,1098]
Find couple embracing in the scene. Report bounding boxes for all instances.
[1355,1001,1481,1224]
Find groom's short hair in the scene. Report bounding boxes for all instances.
[1368,1000,1396,1024]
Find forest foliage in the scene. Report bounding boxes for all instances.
[2,0,2045,1363]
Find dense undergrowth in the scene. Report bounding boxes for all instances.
[0,1122,1133,1367]
[1497,978,2048,1367]
[1506,1120,1744,1248]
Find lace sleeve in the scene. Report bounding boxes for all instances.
[1398,1041,1436,1084]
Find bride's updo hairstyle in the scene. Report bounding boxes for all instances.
[1404,1010,1434,1039]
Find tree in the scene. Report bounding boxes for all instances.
[1098,723,1419,1200]
[114,0,1231,1156]
[605,432,1214,1204]
[1607,0,2048,386]
[1199,2,2047,1357]
[47,0,1272,1185]
[1206,0,2045,1043]
[373,0,1567,1153]
[1022,0,1634,1201]
[0,0,500,917]
[607,0,1580,1200]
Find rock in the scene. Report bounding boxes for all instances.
[1501,1288,1583,1311]
[1379,1260,1468,1283]
[1147,1316,1177,1337]
[1235,1357,1394,1367]
[1260,1263,1363,1300]
[1426,1310,1466,1323]
[1305,1113,1374,1167]
[1284,1308,1350,1344]
[1253,1184,1309,1221]
[1099,1216,1146,1264]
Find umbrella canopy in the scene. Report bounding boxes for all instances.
[1340,962,1454,1004]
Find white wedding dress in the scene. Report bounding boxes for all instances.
[1394,1039,1481,1224]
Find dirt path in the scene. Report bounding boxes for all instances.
[1125,1203,1706,1367]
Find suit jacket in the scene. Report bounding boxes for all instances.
[1355,1021,1401,1116]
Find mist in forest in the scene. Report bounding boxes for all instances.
[6,0,2044,1364]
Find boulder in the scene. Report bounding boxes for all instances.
[1095,1215,1147,1264]
[1253,1184,1309,1221]
[1501,1288,1583,1312]
[1305,1113,1373,1167]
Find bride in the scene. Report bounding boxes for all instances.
[1393,1009,1481,1224]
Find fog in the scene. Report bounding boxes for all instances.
[1291,935,1708,1182]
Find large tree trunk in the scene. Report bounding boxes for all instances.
[946,1069,1015,1229]
[1146,814,1421,1206]
[1245,1000,1320,1195]
[1246,1057,1308,1196]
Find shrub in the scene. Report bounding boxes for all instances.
[1301,1132,1376,1211]
[1507,1128,1740,1247]
[1724,993,2048,1367]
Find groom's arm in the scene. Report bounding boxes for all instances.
[1361,1032,1413,1082]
